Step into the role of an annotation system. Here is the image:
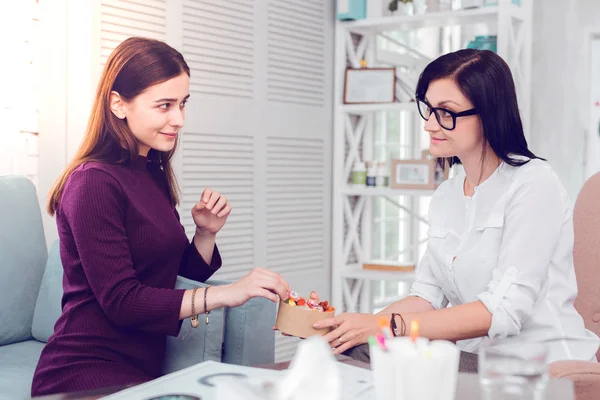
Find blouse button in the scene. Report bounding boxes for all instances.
[592,313,600,323]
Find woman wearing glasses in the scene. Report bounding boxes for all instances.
[316,49,598,368]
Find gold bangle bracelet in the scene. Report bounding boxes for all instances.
[204,285,211,325]
[190,286,200,328]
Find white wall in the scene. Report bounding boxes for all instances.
[530,0,600,199]
[575,1,600,183]
[37,0,68,247]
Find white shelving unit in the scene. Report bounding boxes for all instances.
[341,5,525,34]
[339,102,415,114]
[341,186,436,197]
[331,0,533,313]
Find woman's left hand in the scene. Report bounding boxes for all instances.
[314,313,383,354]
[191,188,232,235]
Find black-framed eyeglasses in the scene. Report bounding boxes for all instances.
[416,98,478,130]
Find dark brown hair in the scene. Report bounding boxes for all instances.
[47,37,190,215]
[416,49,541,170]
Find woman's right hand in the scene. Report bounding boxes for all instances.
[221,267,290,308]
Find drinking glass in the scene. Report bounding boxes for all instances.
[479,337,548,400]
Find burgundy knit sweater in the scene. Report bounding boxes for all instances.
[31,156,221,396]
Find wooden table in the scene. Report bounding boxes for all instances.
[32,355,574,400]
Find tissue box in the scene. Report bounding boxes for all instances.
[275,301,334,338]
[336,0,366,21]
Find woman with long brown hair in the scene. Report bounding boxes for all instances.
[32,37,290,396]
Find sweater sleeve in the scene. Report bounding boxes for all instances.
[148,163,222,282]
[175,210,222,282]
[61,168,185,336]
[178,242,221,282]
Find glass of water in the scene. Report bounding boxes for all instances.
[479,337,549,400]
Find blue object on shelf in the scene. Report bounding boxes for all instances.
[483,0,521,5]
[466,35,498,53]
[336,0,367,21]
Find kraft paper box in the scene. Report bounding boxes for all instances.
[275,301,334,339]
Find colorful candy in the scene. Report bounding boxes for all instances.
[307,299,319,308]
[284,290,335,313]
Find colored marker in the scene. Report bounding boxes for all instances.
[378,316,393,339]
[409,320,420,343]
[375,333,388,351]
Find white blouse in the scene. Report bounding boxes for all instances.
[409,158,599,362]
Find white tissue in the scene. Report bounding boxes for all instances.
[218,336,342,400]
[277,336,342,400]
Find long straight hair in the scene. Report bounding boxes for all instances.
[47,37,190,215]
[415,49,541,168]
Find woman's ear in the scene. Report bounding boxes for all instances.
[109,91,127,120]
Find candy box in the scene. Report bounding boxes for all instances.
[275,291,335,339]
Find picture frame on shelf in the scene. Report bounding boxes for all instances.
[343,68,396,104]
[390,151,449,190]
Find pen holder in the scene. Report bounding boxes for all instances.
[370,337,459,400]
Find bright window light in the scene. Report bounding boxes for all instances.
[0,0,39,178]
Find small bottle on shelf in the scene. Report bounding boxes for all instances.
[376,162,389,187]
[351,162,367,186]
[366,161,377,187]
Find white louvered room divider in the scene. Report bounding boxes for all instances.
[182,0,255,98]
[99,0,167,65]
[93,0,334,362]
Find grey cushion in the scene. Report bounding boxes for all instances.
[32,241,63,342]
[0,176,47,346]
[222,295,276,366]
[0,340,45,400]
[162,277,225,375]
